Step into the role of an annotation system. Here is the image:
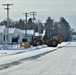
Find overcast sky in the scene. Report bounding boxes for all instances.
[0,0,76,30]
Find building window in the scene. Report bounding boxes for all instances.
[17,35,20,39]
[4,35,5,41]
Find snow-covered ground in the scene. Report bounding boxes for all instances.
[0,42,69,65]
[0,42,69,57]
[0,42,75,75]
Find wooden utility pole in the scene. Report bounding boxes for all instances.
[37,20,41,34]
[23,13,29,37]
[30,11,37,35]
[3,3,13,44]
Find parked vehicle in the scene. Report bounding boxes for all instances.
[31,30,62,47]
[20,29,62,47]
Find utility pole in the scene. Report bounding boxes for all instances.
[37,20,41,34]
[3,3,13,44]
[30,11,37,35]
[23,13,29,38]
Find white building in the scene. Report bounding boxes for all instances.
[8,28,25,44]
[21,30,34,42]
[7,28,34,44]
[0,26,34,44]
[0,26,6,44]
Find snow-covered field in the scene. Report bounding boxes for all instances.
[0,42,75,75]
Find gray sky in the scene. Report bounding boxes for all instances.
[0,0,76,30]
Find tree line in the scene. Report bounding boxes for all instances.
[0,17,72,41]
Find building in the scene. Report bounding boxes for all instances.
[21,30,34,43]
[0,26,6,44]
[0,26,34,44]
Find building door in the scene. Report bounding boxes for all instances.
[3,35,8,44]
[0,35,2,44]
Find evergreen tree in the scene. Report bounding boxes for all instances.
[27,18,33,29]
[44,17,54,30]
[58,17,71,41]
[53,22,61,35]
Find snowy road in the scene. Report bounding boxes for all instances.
[0,42,76,75]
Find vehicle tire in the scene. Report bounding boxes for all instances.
[34,39,43,46]
[47,39,58,47]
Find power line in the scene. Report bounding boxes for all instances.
[30,11,37,23]
[3,3,13,44]
[30,11,37,35]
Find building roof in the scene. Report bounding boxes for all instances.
[0,26,34,35]
[0,26,5,33]
[6,28,23,34]
[4,28,15,35]
[8,28,34,35]
[21,30,34,35]
[9,28,15,34]
[15,28,24,34]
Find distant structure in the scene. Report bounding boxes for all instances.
[0,26,34,44]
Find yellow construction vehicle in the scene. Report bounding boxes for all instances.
[20,29,62,48]
[20,38,30,48]
[31,29,62,47]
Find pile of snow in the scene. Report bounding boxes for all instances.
[57,42,70,47]
[0,45,47,57]
[0,42,70,57]
[0,45,10,50]
[0,42,70,50]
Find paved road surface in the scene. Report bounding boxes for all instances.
[0,42,76,75]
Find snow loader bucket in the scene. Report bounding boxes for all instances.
[20,42,30,48]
